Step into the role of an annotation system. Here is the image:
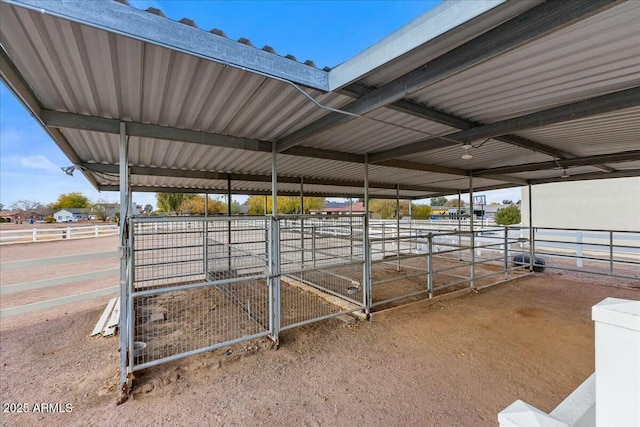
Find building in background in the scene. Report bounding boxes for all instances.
[521,177,640,231]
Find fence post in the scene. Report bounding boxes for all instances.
[67,226,71,240]
[312,226,316,268]
[382,223,386,257]
[427,233,433,298]
[504,227,509,280]
[32,228,37,242]
[609,231,614,275]
[576,231,583,268]
[95,225,99,237]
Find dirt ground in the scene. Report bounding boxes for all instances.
[1,251,638,427]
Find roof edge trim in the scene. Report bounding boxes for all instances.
[3,0,329,90]
[328,0,512,90]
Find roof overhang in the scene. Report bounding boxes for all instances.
[1,0,638,200]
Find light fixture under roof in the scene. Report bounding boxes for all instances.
[461,144,473,160]
[561,169,570,178]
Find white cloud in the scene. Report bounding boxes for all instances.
[14,155,61,173]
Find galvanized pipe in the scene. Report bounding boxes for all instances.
[528,184,534,272]
[469,175,475,288]
[363,154,372,315]
[118,121,129,398]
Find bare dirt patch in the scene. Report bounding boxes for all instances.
[1,269,638,426]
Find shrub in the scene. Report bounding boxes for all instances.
[495,204,521,225]
[44,215,56,223]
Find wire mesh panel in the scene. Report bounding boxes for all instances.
[133,220,207,289]
[278,215,366,329]
[129,217,271,371]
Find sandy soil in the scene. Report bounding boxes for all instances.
[1,266,638,426]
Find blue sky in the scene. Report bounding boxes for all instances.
[0,0,522,210]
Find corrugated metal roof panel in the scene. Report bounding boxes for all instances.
[403,139,552,170]
[2,0,637,200]
[412,1,640,123]
[299,108,457,153]
[513,106,640,158]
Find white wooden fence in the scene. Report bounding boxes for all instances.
[0,224,118,244]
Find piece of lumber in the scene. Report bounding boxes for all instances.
[91,297,117,336]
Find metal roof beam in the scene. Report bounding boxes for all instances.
[98,185,427,200]
[341,84,574,160]
[276,0,617,152]
[529,169,640,185]
[82,163,453,193]
[474,151,640,176]
[45,110,501,179]
[369,87,640,162]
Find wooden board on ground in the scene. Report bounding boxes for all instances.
[282,276,366,320]
[103,297,120,337]
[91,297,117,336]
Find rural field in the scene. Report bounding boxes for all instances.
[1,236,639,426]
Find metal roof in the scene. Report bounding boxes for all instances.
[1,0,638,200]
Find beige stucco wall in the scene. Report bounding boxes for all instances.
[521,177,640,231]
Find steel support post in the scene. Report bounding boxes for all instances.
[300,178,305,267]
[204,193,209,279]
[427,233,434,298]
[408,200,413,254]
[458,190,462,261]
[528,184,534,272]
[227,175,232,271]
[118,122,130,402]
[363,155,372,316]
[269,144,280,347]
[349,198,353,260]
[396,184,400,272]
[469,175,475,289]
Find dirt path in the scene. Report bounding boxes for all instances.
[1,269,638,426]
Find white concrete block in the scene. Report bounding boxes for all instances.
[498,400,569,427]
[592,298,640,427]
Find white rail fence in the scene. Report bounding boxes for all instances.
[0,224,118,244]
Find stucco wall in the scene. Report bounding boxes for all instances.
[521,177,640,231]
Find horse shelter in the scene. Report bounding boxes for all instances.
[1,0,639,400]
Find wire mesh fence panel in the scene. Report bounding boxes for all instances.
[133,220,206,290]
[278,215,366,329]
[130,217,271,370]
[132,278,269,370]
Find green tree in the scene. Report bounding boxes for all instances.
[155,192,195,215]
[369,199,410,219]
[445,199,465,208]
[179,196,225,215]
[245,196,325,214]
[91,203,109,222]
[143,204,153,215]
[495,204,521,225]
[430,197,448,207]
[49,192,90,210]
[411,204,432,219]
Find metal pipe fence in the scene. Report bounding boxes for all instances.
[120,215,639,381]
[530,227,639,279]
[0,223,118,244]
